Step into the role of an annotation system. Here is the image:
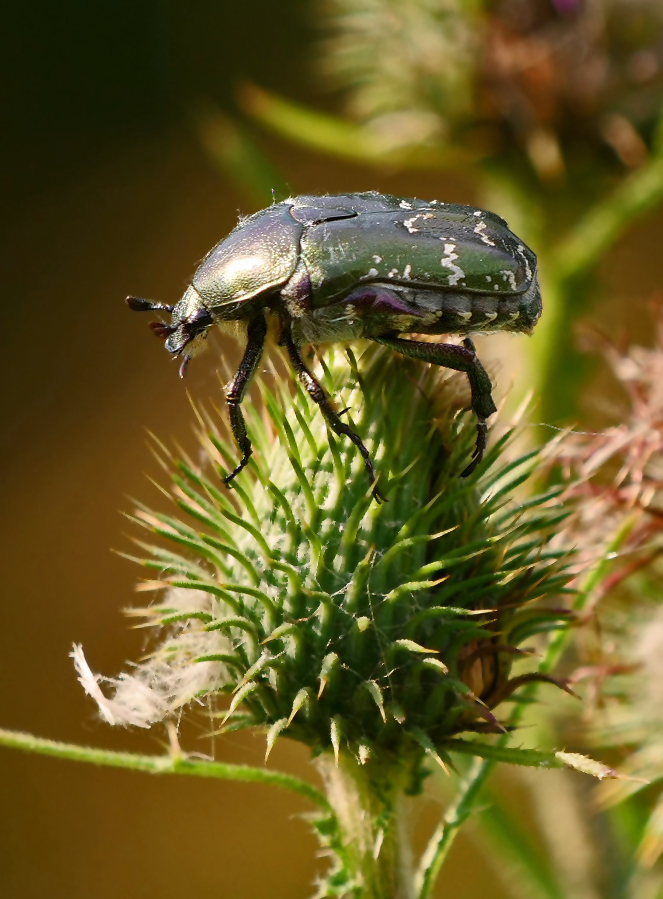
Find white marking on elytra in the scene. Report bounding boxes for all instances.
[473,210,482,216]
[485,275,492,282]
[400,200,413,209]
[372,255,382,263]
[483,312,498,322]
[403,212,433,233]
[473,221,495,247]
[387,267,399,278]
[506,311,520,323]
[516,245,532,280]
[440,242,465,286]
[500,270,517,290]
[366,267,379,278]
[456,310,472,321]
[403,263,412,279]
[493,284,500,290]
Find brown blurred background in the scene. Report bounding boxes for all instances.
[2,3,662,898]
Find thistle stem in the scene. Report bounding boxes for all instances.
[317,753,417,899]
[0,728,330,811]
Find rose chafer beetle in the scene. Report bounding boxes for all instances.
[128,192,541,498]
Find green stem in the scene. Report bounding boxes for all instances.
[317,753,416,899]
[551,155,663,283]
[0,728,330,812]
[415,754,488,899]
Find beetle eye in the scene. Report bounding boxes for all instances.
[187,308,213,334]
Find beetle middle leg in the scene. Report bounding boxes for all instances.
[373,334,497,477]
[281,331,385,502]
[223,313,268,486]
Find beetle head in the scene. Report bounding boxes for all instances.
[126,286,214,376]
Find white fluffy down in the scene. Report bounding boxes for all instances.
[72,588,231,728]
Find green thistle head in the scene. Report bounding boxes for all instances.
[95,345,570,778]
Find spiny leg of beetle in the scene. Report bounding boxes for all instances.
[282,331,385,502]
[223,313,268,486]
[373,334,497,477]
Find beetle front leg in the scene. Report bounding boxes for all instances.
[223,313,268,486]
[282,332,385,502]
[373,335,497,477]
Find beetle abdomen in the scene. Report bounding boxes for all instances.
[405,280,542,336]
[295,278,541,345]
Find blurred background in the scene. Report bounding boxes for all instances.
[2,2,663,897]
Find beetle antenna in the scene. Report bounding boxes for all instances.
[126,296,175,314]
[149,321,176,339]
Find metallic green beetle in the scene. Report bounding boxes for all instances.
[128,192,541,498]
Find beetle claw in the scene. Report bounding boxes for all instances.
[371,479,388,504]
[460,420,488,478]
[223,462,249,487]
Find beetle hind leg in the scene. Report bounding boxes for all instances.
[373,334,497,477]
[223,313,268,486]
[282,332,385,502]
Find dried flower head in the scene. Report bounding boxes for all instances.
[540,314,663,590]
[319,0,663,176]
[530,315,663,864]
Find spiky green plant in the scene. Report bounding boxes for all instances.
[70,343,583,898]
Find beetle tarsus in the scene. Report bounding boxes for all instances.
[222,313,267,486]
[373,334,497,478]
[223,462,250,487]
[223,404,253,486]
[283,332,386,503]
[460,419,488,478]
